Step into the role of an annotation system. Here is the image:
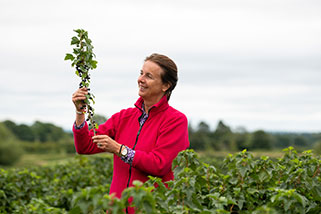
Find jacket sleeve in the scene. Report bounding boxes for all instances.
[72,113,119,154]
[132,112,190,177]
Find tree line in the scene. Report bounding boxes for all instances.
[1,118,321,151]
[1,120,71,143]
[0,120,75,165]
[189,120,321,152]
[1,118,321,166]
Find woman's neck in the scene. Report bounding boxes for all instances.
[143,95,164,112]
[143,101,153,113]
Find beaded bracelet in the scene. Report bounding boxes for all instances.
[76,110,85,115]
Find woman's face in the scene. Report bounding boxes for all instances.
[138,60,169,102]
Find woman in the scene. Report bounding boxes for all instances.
[72,53,189,213]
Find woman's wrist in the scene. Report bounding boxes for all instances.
[76,109,86,115]
[75,112,85,126]
[115,143,122,156]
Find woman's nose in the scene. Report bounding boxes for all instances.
[138,75,144,83]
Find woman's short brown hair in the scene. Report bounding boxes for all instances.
[145,53,178,101]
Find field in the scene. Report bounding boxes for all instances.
[1,148,321,213]
[11,153,75,168]
[6,150,285,169]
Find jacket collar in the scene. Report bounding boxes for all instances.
[134,95,169,114]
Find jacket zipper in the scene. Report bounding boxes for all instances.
[126,123,143,188]
[126,105,150,213]
[125,122,144,213]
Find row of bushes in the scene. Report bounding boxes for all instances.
[0,154,113,213]
[1,147,321,213]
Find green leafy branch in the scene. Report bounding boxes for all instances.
[65,29,98,134]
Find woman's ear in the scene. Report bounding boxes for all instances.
[162,83,170,92]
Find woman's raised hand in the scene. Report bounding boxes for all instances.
[72,88,88,111]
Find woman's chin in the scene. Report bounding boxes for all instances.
[138,91,146,98]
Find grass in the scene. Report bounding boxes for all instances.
[197,149,287,170]
[198,149,285,159]
[2,152,113,169]
[7,153,76,169]
[1,148,311,170]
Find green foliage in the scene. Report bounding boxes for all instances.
[88,114,107,130]
[189,120,321,152]
[65,29,99,134]
[293,136,308,147]
[13,198,68,214]
[21,140,75,154]
[0,123,24,166]
[2,120,70,143]
[104,148,321,213]
[31,121,67,143]
[313,141,321,155]
[0,155,113,213]
[250,130,273,150]
[234,130,251,151]
[0,122,15,142]
[69,184,110,214]
[1,148,321,213]
[213,120,235,150]
[1,120,75,154]
[0,141,24,166]
[2,120,35,142]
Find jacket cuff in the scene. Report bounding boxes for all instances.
[74,121,86,130]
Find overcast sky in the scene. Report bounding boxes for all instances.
[1,0,321,132]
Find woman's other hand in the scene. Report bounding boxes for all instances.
[92,135,121,155]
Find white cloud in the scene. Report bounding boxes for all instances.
[0,0,320,132]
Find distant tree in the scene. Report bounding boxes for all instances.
[214,120,231,138]
[189,121,211,150]
[198,121,210,133]
[294,136,308,148]
[3,120,35,142]
[251,130,273,150]
[234,127,250,151]
[0,122,15,141]
[0,123,23,165]
[3,120,18,136]
[188,123,194,134]
[31,121,66,142]
[313,141,321,155]
[212,120,234,150]
[274,135,292,148]
[189,132,207,150]
[15,124,35,142]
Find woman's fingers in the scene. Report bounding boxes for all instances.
[72,88,88,109]
[92,135,116,152]
[92,135,110,143]
[73,88,88,99]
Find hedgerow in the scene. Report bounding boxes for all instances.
[1,147,320,213]
[0,155,112,213]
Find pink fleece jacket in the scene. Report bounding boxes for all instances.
[73,95,190,207]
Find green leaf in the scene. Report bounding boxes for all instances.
[64,53,74,61]
[74,29,82,34]
[91,60,97,69]
[71,36,79,45]
[69,206,81,214]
